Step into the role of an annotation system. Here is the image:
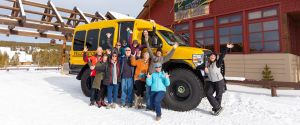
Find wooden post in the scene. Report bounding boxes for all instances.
[61,39,67,73]
[271,86,277,97]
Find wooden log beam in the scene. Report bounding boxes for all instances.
[16,0,26,22]
[74,7,90,24]
[48,1,64,27]
[0,27,70,40]
[0,17,74,33]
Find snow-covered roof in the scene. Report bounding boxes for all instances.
[106,11,135,19]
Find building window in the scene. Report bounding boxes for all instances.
[195,19,215,51]
[175,23,190,45]
[249,20,280,52]
[195,19,214,28]
[195,30,214,51]
[219,25,243,52]
[177,32,190,46]
[174,23,189,31]
[248,8,278,20]
[218,14,242,24]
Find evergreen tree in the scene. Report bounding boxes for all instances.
[10,53,19,66]
[262,64,274,81]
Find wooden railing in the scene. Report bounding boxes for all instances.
[0,67,61,71]
[228,80,300,97]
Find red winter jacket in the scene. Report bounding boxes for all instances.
[83,52,102,76]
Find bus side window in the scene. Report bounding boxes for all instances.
[86,29,100,51]
[99,28,114,50]
[141,31,162,48]
[118,21,134,45]
[73,31,86,51]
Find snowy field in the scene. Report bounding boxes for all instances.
[0,71,300,125]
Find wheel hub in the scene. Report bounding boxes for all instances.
[177,86,185,94]
[170,80,191,101]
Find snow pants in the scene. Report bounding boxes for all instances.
[206,79,225,111]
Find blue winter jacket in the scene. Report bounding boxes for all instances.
[146,71,170,92]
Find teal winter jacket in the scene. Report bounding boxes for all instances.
[146,71,170,92]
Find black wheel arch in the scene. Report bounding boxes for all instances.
[163,60,205,84]
[76,64,89,80]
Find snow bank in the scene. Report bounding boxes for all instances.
[0,71,299,125]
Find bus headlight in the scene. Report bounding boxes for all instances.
[192,54,204,67]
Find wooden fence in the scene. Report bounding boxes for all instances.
[228,80,300,97]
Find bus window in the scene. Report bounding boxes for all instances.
[73,31,86,51]
[118,21,134,45]
[86,29,100,51]
[99,28,114,50]
[141,31,162,48]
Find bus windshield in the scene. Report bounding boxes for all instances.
[158,30,189,46]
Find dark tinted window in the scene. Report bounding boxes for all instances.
[99,28,114,50]
[141,31,162,48]
[118,21,134,44]
[86,29,100,51]
[73,31,86,51]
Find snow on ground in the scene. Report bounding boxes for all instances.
[0,71,300,125]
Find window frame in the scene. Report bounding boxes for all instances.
[217,13,244,53]
[99,27,115,50]
[247,6,280,53]
[85,29,100,51]
[73,30,86,51]
[194,18,215,51]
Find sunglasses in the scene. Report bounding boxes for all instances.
[116,45,121,46]
[155,66,162,68]
[125,50,131,51]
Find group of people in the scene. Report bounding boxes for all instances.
[82,19,234,120]
[83,20,179,121]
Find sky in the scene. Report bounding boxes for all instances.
[0,0,146,45]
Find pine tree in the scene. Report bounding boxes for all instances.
[262,64,274,81]
[10,53,19,66]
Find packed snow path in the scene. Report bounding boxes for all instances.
[0,71,300,125]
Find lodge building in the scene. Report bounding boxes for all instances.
[138,0,300,82]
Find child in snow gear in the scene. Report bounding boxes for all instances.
[143,20,178,110]
[146,63,170,121]
[205,42,234,116]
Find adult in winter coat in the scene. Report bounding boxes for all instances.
[103,52,121,109]
[83,46,103,106]
[146,63,170,121]
[112,42,122,57]
[91,54,109,108]
[144,20,179,74]
[119,47,135,107]
[130,40,141,55]
[205,43,234,115]
[83,46,103,77]
[131,51,150,109]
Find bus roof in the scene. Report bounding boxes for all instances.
[74,19,173,33]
